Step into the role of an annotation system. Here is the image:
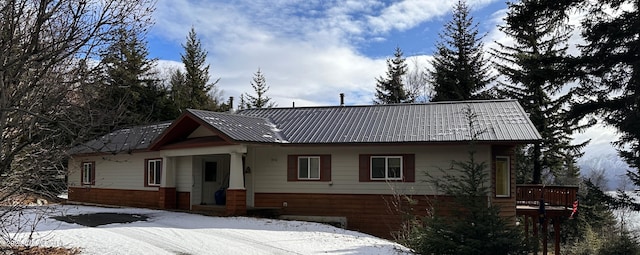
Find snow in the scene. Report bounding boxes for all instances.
[6,205,412,255]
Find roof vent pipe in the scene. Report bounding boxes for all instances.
[228,96,234,113]
[340,93,344,106]
[292,102,295,108]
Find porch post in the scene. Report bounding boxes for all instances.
[226,151,246,215]
[159,156,176,209]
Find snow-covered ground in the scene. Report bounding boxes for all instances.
[5,205,411,255]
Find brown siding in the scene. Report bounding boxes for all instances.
[68,187,160,208]
[177,192,191,210]
[255,192,439,239]
[492,145,517,219]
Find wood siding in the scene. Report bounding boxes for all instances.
[255,192,439,238]
[492,145,517,219]
[69,187,160,208]
[68,152,161,190]
[248,145,492,195]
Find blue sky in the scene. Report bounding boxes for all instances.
[147,0,508,106]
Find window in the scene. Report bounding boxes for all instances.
[146,159,162,186]
[359,154,415,182]
[204,161,217,182]
[371,156,402,180]
[287,155,331,181]
[495,156,510,197]
[298,156,320,180]
[81,162,95,185]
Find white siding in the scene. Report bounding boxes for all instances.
[187,126,215,138]
[175,156,193,192]
[68,152,161,190]
[248,145,491,195]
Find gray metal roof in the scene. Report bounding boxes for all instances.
[187,109,287,143]
[69,122,171,154]
[70,100,540,154]
[237,100,541,143]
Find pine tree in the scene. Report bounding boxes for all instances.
[493,0,585,184]
[100,29,177,125]
[568,0,640,186]
[374,47,413,104]
[411,107,530,254]
[428,0,494,102]
[242,68,276,109]
[173,27,222,111]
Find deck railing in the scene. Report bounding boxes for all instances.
[516,184,578,209]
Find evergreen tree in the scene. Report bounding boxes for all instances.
[409,107,530,254]
[568,0,640,188]
[493,0,585,184]
[428,0,494,102]
[172,27,222,111]
[242,68,276,109]
[374,47,413,104]
[100,29,177,125]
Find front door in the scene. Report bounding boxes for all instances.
[202,161,221,205]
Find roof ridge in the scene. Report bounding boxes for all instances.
[236,99,517,112]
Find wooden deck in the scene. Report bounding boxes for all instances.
[516,184,578,255]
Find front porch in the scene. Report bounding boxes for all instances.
[159,145,249,216]
[516,184,578,255]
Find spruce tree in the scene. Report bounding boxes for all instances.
[374,47,413,104]
[428,0,493,102]
[492,0,585,184]
[173,27,222,111]
[568,0,640,186]
[100,29,176,125]
[242,68,276,109]
[411,107,530,254]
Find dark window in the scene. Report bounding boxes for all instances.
[204,161,217,182]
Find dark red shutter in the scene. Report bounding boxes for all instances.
[320,155,331,181]
[143,159,149,187]
[403,154,415,182]
[287,155,297,181]
[359,154,370,182]
[90,163,96,185]
[80,162,85,185]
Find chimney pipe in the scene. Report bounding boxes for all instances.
[228,96,234,113]
[292,102,295,108]
[339,93,344,106]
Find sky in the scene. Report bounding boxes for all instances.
[146,0,507,107]
[145,0,627,179]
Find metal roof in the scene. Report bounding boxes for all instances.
[68,122,171,154]
[70,100,540,154]
[186,109,287,143]
[237,100,541,143]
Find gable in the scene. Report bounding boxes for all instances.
[188,125,216,138]
[149,113,235,150]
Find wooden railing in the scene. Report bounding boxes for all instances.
[516,184,578,209]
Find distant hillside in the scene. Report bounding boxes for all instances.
[579,152,632,190]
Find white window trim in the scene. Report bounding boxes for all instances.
[370,156,403,180]
[495,156,511,198]
[298,156,321,180]
[147,159,162,186]
[82,162,93,185]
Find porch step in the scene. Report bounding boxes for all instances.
[192,204,226,216]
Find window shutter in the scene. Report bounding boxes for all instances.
[80,162,84,184]
[403,154,415,182]
[359,154,370,182]
[90,163,96,185]
[287,155,297,181]
[320,155,331,181]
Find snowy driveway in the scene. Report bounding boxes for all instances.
[9,205,411,254]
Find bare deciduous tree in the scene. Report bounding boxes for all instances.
[0,0,156,249]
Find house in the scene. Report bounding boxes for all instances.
[67,99,541,238]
